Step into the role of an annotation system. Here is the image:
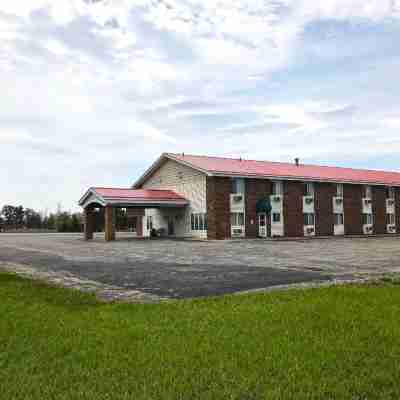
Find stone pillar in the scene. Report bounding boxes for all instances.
[105,206,116,241]
[84,207,95,240]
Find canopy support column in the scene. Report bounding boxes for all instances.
[84,207,95,240]
[105,206,116,241]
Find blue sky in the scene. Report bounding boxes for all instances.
[1,0,400,212]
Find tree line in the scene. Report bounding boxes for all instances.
[0,205,82,232]
[0,205,133,232]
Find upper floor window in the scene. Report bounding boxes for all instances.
[272,181,283,195]
[231,178,245,194]
[304,182,314,197]
[336,184,343,197]
[364,186,372,199]
[387,187,395,199]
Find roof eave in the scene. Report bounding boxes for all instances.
[210,171,400,186]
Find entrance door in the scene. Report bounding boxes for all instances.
[168,218,175,236]
[258,213,267,237]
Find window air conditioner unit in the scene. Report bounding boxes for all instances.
[233,195,243,202]
[305,197,314,204]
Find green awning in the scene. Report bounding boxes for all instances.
[256,198,272,214]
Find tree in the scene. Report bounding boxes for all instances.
[14,206,25,228]
[2,205,16,228]
[25,208,42,229]
[71,214,82,232]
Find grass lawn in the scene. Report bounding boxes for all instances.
[1,273,400,399]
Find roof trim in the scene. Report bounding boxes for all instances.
[132,152,211,188]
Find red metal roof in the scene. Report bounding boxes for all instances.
[167,153,400,186]
[93,187,187,201]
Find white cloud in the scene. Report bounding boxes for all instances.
[1,0,400,211]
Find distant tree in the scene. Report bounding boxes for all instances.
[71,213,82,232]
[2,205,16,228]
[15,206,25,228]
[25,208,42,229]
[45,214,56,230]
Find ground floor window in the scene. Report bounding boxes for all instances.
[272,213,281,223]
[303,213,315,226]
[334,213,344,226]
[191,213,207,231]
[362,213,373,225]
[231,212,245,226]
[387,213,395,225]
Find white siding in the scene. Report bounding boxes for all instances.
[141,159,207,238]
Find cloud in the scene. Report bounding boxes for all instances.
[1,0,400,211]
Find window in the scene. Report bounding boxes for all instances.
[231,212,245,226]
[231,178,245,194]
[272,181,282,195]
[191,213,207,231]
[364,186,372,199]
[272,213,281,223]
[146,216,153,230]
[387,187,395,199]
[362,213,373,225]
[303,213,315,226]
[304,182,314,196]
[334,213,344,225]
[387,213,395,225]
[337,184,343,197]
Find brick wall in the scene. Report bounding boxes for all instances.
[283,181,304,237]
[343,184,363,235]
[373,186,387,234]
[396,188,400,231]
[315,182,335,236]
[245,179,271,238]
[206,177,231,239]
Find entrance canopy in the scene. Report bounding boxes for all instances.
[79,187,189,209]
[256,198,272,214]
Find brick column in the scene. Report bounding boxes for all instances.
[84,207,95,240]
[396,188,400,231]
[343,184,363,235]
[315,183,335,236]
[245,179,271,238]
[206,177,231,239]
[373,186,387,235]
[136,216,143,237]
[283,181,304,237]
[105,206,116,241]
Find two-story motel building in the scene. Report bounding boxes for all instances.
[79,153,400,240]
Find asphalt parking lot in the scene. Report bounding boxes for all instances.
[1,233,399,299]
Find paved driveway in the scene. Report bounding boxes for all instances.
[1,233,399,299]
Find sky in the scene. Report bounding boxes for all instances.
[1,0,400,213]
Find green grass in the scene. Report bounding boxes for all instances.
[1,273,400,400]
